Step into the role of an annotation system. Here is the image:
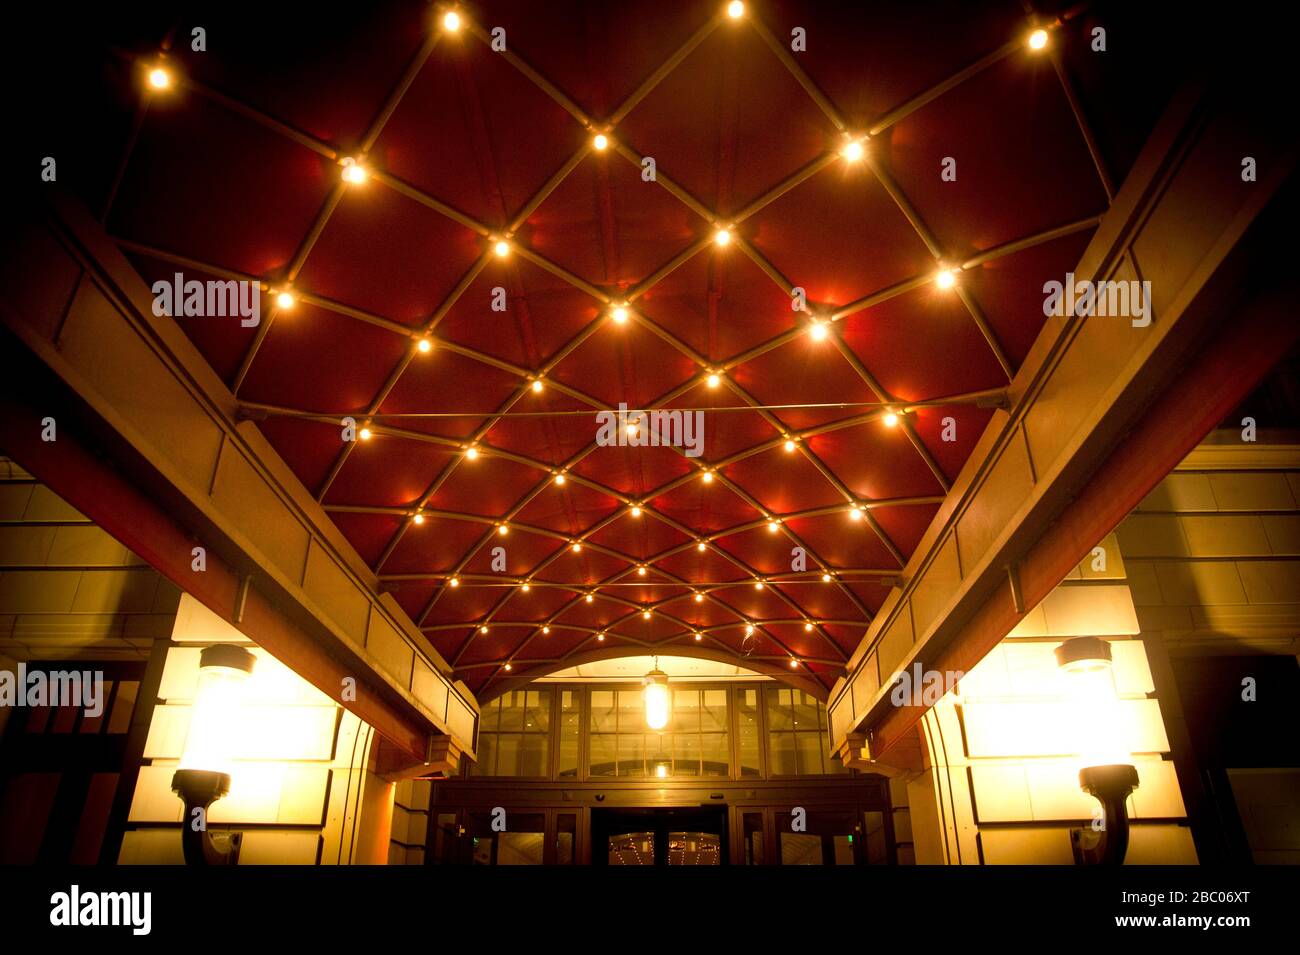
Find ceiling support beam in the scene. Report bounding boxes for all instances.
[0,193,480,765]
[827,80,1298,770]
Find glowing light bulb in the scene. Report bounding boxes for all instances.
[504,662,512,671]
[611,306,629,324]
[697,541,706,552]
[147,66,172,91]
[714,228,732,247]
[542,626,550,634]
[809,321,829,341]
[494,240,510,257]
[412,513,425,526]
[1029,28,1048,50]
[702,471,713,484]
[359,427,372,441]
[694,593,704,603]
[842,140,864,162]
[768,519,779,533]
[754,581,764,590]
[443,11,461,31]
[593,133,608,151]
[882,411,899,427]
[849,505,863,521]
[637,566,647,577]
[630,505,642,518]
[585,593,594,603]
[727,1,744,18]
[275,290,295,310]
[417,337,433,353]
[694,632,703,642]
[178,646,254,777]
[465,447,478,460]
[498,524,509,536]
[789,658,799,668]
[521,582,530,593]
[745,624,755,636]
[784,439,796,452]
[935,268,957,290]
[531,379,543,393]
[597,633,605,642]
[340,158,368,184]
[479,625,489,634]
[449,577,460,588]
[555,473,566,485]
[572,542,582,553]
[706,373,721,388]
[643,671,670,729]
[643,610,651,619]
[804,622,814,632]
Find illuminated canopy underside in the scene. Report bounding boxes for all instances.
[99,1,1170,696]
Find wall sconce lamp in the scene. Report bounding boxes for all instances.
[1055,636,1139,866]
[172,645,256,865]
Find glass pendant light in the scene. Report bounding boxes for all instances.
[643,657,671,731]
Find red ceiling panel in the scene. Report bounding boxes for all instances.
[90,0,1149,694]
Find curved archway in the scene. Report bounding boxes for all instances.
[477,644,827,704]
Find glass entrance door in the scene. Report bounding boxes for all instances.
[593,807,726,865]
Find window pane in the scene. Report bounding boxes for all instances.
[701,689,727,732]
[518,734,547,776]
[791,691,818,730]
[738,688,761,777]
[526,689,550,732]
[589,734,616,777]
[470,732,497,776]
[769,732,797,776]
[616,689,642,732]
[498,831,544,865]
[497,734,521,776]
[498,691,526,731]
[671,689,699,733]
[497,814,544,866]
[672,732,700,776]
[591,691,615,733]
[702,732,733,779]
[831,835,855,865]
[766,687,792,731]
[780,832,823,865]
[795,733,823,775]
[617,734,644,777]
[556,814,577,865]
[743,812,764,865]
[701,733,729,777]
[558,690,579,777]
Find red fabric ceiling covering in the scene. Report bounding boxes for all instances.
[96,0,1174,696]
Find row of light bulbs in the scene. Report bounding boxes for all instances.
[138,4,1046,682]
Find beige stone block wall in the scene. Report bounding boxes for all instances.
[1120,460,1300,654]
[118,595,394,864]
[912,540,1195,864]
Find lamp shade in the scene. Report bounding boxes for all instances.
[642,668,671,730]
[1055,637,1130,769]
[178,645,256,778]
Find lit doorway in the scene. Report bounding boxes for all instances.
[592,807,727,865]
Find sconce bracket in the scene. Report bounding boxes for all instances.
[172,768,243,866]
[1070,763,1139,866]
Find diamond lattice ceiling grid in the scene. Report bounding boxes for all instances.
[79,0,1178,698]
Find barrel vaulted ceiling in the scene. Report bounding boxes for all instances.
[61,0,1177,696]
